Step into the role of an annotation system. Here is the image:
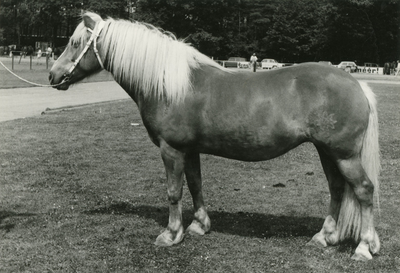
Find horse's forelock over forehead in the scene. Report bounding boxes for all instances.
[69,13,107,47]
[70,21,90,46]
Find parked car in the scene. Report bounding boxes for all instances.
[361,63,379,73]
[261,58,285,69]
[364,62,379,68]
[10,45,22,56]
[223,57,248,68]
[337,61,357,73]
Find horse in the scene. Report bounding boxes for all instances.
[49,12,381,261]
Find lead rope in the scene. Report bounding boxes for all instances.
[0,59,67,87]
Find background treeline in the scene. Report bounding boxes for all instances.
[1,0,399,64]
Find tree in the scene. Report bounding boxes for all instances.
[321,0,400,64]
[257,0,335,62]
[134,0,243,59]
[0,0,131,48]
[1,0,398,64]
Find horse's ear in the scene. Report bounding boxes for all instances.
[83,14,97,30]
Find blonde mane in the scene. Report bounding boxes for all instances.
[72,13,230,103]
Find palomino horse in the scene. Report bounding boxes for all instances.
[49,12,381,261]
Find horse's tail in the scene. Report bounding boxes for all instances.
[337,81,380,242]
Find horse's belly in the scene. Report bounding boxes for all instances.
[197,129,305,161]
[199,146,293,161]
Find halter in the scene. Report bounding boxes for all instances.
[63,20,106,80]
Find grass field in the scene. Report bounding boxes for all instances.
[0,80,399,272]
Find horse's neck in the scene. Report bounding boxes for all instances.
[110,75,140,104]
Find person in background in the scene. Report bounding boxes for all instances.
[47,46,52,59]
[36,48,42,64]
[250,53,258,72]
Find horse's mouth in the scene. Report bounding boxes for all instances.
[56,81,70,91]
[50,74,71,90]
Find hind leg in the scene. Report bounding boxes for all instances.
[337,158,380,261]
[307,148,344,248]
[184,152,211,236]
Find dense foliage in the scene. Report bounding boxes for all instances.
[0,0,399,64]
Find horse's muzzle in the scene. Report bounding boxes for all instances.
[49,72,70,90]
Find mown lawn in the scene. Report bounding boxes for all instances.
[0,83,399,272]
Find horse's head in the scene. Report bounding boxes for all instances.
[49,12,106,90]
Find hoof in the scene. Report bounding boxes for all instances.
[307,215,338,248]
[154,227,184,247]
[186,220,207,236]
[154,232,174,247]
[352,242,373,261]
[351,252,372,261]
[306,232,327,248]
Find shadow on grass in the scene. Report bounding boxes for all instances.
[0,211,36,232]
[84,202,324,239]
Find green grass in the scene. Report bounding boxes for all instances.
[0,83,399,272]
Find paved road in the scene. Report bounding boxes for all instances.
[0,81,130,122]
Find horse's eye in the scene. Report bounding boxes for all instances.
[70,40,80,48]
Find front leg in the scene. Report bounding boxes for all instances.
[154,140,185,246]
[184,152,211,236]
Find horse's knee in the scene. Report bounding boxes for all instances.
[167,188,183,204]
